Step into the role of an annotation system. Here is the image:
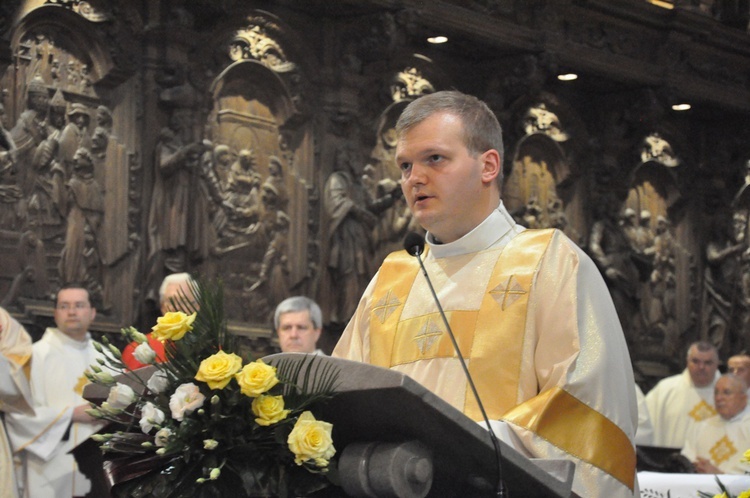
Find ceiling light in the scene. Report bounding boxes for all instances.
[671,103,691,111]
[427,36,448,44]
[557,73,578,81]
[647,0,674,9]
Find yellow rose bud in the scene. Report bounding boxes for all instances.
[287,411,335,467]
[151,311,197,342]
[195,350,243,390]
[235,359,279,397]
[251,395,290,426]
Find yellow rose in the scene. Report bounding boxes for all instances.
[195,350,243,389]
[252,394,290,426]
[287,411,335,467]
[151,311,196,341]
[738,491,750,498]
[742,449,750,463]
[235,359,279,397]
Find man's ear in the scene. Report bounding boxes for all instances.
[480,149,501,184]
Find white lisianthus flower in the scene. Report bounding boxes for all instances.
[106,383,136,410]
[147,370,170,394]
[139,402,166,434]
[155,427,172,447]
[133,342,157,365]
[169,383,205,421]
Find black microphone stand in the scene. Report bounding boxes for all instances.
[407,237,507,498]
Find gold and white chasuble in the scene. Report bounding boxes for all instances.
[334,203,639,498]
[0,308,33,498]
[682,406,750,474]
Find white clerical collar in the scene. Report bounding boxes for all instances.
[426,201,517,258]
[51,327,91,348]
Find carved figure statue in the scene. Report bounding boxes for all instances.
[588,199,640,344]
[324,146,400,324]
[58,148,104,303]
[58,103,92,175]
[146,107,207,275]
[703,211,746,354]
[644,216,678,348]
[11,75,50,194]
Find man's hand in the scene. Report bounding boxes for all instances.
[693,457,721,474]
[72,404,98,424]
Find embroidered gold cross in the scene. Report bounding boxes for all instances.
[709,435,736,465]
[373,289,401,323]
[414,318,443,355]
[490,275,527,310]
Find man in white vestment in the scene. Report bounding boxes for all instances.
[0,307,33,498]
[333,90,638,497]
[645,341,720,449]
[274,296,324,354]
[682,374,750,474]
[6,284,105,498]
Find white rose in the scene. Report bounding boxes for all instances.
[155,427,172,447]
[169,383,205,421]
[147,370,170,394]
[133,342,157,365]
[139,402,166,433]
[106,383,136,410]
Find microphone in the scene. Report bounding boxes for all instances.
[402,232,506,497]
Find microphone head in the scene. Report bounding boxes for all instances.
[403,231,425,257]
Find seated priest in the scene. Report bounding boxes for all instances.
[333,90,638,497]
[682,374,750,474]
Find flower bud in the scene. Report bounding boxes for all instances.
[203,439,218,450]
[108,344,123,359]
[209,468,221,480]
[92,341,104,353]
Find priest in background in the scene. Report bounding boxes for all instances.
[6,284,105,498]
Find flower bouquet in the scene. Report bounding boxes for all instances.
[84,279,339,497]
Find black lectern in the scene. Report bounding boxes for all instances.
[264,353,575,498]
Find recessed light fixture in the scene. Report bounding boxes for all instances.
[647,0,674,9]
[672,103,691,111]
[557,73,578,81]
[427,36,448,44]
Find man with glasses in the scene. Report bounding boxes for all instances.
[6,284,105,498]
[646,341,720,449]
[682,374,750,474]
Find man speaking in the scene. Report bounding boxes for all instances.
[333,90,638,497]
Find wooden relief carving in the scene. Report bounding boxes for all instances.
[0,9,136,322]
[146,15,317,336]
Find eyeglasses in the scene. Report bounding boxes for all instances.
[56,302,90,311]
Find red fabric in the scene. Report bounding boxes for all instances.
[121,333,167,370]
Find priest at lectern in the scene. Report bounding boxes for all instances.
[333,90,638,497]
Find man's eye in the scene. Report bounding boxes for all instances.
[399,162,411,172]
[427,154,442,163]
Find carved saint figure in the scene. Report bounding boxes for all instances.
[588,199,639,344]
[324,146,400,324]
[59,148,104,302]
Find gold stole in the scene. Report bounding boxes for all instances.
[368,229,636,490]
